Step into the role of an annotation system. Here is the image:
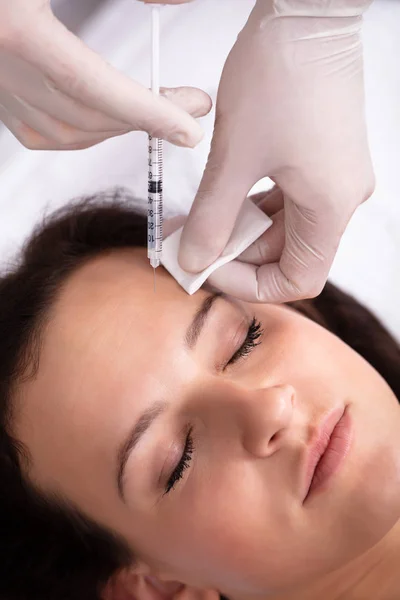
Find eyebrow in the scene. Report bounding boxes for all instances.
[117,402,166,500]
[185,292,224,349]
[117,292,223,501]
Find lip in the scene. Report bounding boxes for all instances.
[303,406,353,503]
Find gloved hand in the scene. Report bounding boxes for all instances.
[141,1,193,4]
[179,0,375,303]
[0,0,211,150]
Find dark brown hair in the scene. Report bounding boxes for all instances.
[0,187,398,600]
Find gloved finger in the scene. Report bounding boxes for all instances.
[0,46,132,134]
[9,125,112,151]
[50,136,116,151]
[1,50,211,132]
[207,260,260,303]
[179,121,254,273]
[140,0,194,4]
[0,84,211,148]
[13,93,130,137]
[238,209,285,266]
[207,195,344,303]
[0,104,115,150]
[160,87,212,119]
[0,84,211,149]
[206,254,317,305]
[250,185,284,215]
[21,14,204,147]
[254,196,344,303]
[0,101,128,149]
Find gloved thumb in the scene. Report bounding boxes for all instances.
[178,123,254,273]
[160,87,212,120]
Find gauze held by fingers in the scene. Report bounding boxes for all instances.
[161,199,272,295]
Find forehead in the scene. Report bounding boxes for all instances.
[48,247,202,359]
[34,248,198,389]
[12,249,201,510]
[57,247,194,322]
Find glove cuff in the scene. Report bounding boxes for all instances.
[256,0,372,18]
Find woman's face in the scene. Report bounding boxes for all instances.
[14,248,400,596]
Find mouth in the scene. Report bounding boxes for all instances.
[303,405,353,504]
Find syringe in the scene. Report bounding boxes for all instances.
[147,5,163,276]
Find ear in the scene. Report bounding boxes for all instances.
[103,570,220,600]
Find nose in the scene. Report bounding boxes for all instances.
[240,384,295,457]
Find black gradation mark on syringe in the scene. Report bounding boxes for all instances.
[148,181,163,194]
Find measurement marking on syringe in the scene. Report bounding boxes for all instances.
[148,181,162,193]
[147,132,163,267]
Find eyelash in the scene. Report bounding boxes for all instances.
[227,317,263,366]
[164,317,263,495]
[165,427,194,494]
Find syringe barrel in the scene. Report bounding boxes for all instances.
[147,134,163,262]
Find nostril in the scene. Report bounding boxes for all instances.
[270,433,278,444]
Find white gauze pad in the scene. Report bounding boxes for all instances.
[161,199,273,295]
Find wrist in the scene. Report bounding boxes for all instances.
[255,0,372,18]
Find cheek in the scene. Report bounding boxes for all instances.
[260,312,367,397]
[252,314,345,393]
[151,464,293,593]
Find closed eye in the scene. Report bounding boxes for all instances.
[227,317,263,367]
[165,427,194,495]
[163,316,263,496]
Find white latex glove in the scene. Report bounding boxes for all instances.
[0,0,211,150]
[140,0,193,3]
[179,0,375,303]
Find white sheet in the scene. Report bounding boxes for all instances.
[0,0,399,338]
